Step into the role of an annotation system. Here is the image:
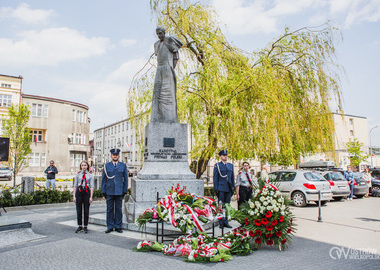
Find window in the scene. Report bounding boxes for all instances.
[29,153,40,167]
[72,109,86,123]
[122,123,124,131]
[349,118,353,125]
[0,94,12,107]
[279,172,296,182]
[43,104,49,118]
[30,130,43,142]
[350,130,354,136]
[70,154,75,167]
[118,125,120,133]
[41,153,46,167]
[70,153,85,167]
[304,172,325,181]
[268,172,280,182]
[31,103,42,117]
[1,83,11,88]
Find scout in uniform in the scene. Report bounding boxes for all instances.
[236,161,254,210]
[101,148,128,233]
[213,149,235,228]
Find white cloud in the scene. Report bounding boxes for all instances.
[54,58,150,130]
[120,38,137,47]
[212,0,380,34]
[339,0,380,27]
[107,58,148,83]
[0,3,54,24]
[0,27,110,68]
[212,0,316,34]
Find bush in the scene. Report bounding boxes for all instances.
[14,193,34,206]
[0,190,13,207]
[204,187,216,197]
[93,189,103,198]
[61,190,72,202]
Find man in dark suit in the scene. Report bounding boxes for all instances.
[213,149,235,228]
[101,148,128,233]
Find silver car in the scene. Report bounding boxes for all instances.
[320,171,351,201]
[269,170,333,207]
[0,166,12,181]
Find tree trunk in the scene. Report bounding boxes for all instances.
[195,157,210,179]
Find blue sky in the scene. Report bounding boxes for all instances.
[1,0,379,146]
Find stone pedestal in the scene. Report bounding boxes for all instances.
[21,177,34,194]
[93,176,102,190]
[125,122,204,223]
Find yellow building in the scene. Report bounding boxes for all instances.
[0,74,23,134]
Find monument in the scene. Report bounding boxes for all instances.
[125,27,204,222]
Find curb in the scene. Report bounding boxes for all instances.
[2,200,106,212]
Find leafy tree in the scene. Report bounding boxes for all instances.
[128,0,343,178]
[346,138,369,169]
[2,104,32,186]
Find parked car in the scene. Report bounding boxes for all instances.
[268,170,333,207]
[370,168,380,180]
[351,172,369,198]
[128,166,138,177]
[370,178,380,196]
[0,166,12,181]
[320,171,350,201]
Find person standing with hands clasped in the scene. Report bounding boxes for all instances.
[73,160,94,233]
[213,150,235,229]
[101,148,128,233]
[44,160,58,189]
[236,162,253,209]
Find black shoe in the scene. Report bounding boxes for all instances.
[75,226,83,233]
[224,224,232,228]
[84,227,88,234]
[115,228,123,233]
[105,228,113,233]
[219,224,224,229]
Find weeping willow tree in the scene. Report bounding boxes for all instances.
[127,0,343,178]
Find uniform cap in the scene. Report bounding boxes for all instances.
[110,148,121,155]
[218,149,228,156]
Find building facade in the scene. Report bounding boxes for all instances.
[0,74,23,135]
[21,94,90,176]
[93,119,142,172]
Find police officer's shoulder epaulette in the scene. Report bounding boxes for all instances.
[238,171,242,175]
[77,171,81,174]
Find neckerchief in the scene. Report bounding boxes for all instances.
[81,172,88,193]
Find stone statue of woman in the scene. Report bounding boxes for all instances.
[151,26,183,123]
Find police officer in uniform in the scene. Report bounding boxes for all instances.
[101,148,128,233]
[213,149,235,228]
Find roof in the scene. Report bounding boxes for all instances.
[333,112,367,119]
[0,74,23,79]
[22,94,88,110]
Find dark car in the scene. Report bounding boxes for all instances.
[351,172,369,198]
[370,169,380,196]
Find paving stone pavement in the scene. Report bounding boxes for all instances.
[0,198,379,270]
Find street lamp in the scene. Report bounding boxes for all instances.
[370,126,378,168]
[95,147,102,176]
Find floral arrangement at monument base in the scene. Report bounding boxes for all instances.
[135,184,219,234]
